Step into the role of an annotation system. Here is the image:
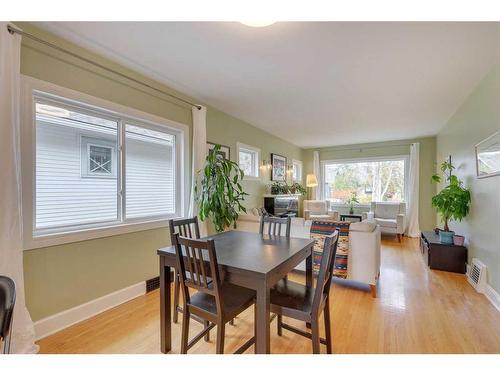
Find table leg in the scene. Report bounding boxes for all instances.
[306,245,313,329]
[306,244,313,288]
[255,283,270,354]
[160,256,172,353]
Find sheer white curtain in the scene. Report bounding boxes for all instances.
[0,23,38,353]
[312,151,321,200]
[188,105,208,236]
[406,142,420,237]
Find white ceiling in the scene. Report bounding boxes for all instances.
[35,22,500,148]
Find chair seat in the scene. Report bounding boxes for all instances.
[270,279,318,315]
[190,283,255,321]
[374,218,397,228]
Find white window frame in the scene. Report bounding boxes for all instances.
[236,142,261,180]
[320,155,409,209]
[292,159,303,182]
[21,76,189,249]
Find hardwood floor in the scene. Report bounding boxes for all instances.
[37,237,500,354]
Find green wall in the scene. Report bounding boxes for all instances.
[303,137,437,231]
[436,63,500,292]
[18,23,303,321]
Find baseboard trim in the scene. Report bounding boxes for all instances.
[34,281,146,340]
[485,284,500,312]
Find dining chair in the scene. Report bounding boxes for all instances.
[259,215,291,238]
[172,234,256,354]
[168,217,201,325]
[271,231,339,354]
[0,276,16,354]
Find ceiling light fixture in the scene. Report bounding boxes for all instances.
[240,21,276,28]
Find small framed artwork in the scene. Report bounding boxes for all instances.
[271,153,287,181]
[476,130,500,178]
[207,142,230,160]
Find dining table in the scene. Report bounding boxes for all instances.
[157,230,315,354]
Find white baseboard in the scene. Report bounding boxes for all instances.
[34,281,146,340]
[485,284,500,312]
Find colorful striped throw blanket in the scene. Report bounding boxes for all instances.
[310,220,350,278]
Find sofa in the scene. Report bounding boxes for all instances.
[303,200,339,221]
[236,213,381,297]
[362,202,406,242]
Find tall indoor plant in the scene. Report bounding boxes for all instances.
[196,144,248,232]
[431,158,471,244]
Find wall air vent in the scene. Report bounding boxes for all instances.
[467,258,487,293]
[146,276,160,293]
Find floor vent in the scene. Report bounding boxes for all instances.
[146,276,160,293]
[467,258,487,293]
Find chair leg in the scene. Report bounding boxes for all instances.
[180,308,190,354]
[370,284,377,298]
[397,233,402,242]
[311,319,321,354]
[204,320,210,342]
[323,302,333,354]
[3,331,12,354]
[216,321,225,354]
[277,314,283,336]
[173,273,180,324]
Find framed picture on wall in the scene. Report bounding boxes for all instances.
[271,153,287,181]
[207,142,230,160]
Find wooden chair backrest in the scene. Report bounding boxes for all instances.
[172,234,223,314]
[259,216,291,238]
[312,231,339,313]
[168,216,201,240]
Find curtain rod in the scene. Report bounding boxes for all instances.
[7,24,202,110]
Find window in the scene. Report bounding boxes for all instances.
[237,142,260,179]
[81,137,116,178]
[322,157,407,205]
[125,124,175,219]
[31,91,185,238]
[292,160,303,182]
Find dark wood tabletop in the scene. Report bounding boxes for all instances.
[158,230,315,354]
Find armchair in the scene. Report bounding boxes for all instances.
[362,202,406,242]
[349,221,381,297]
[303,200,339,221]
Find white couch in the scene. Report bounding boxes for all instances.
[303,200,339,221]
[236,214,381,297]
[362,202,406,242]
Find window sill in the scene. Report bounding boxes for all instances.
[23,217,175,250]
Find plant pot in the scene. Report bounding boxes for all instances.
[453,235,465,246]
[349,209,354,214]
[439,230,455,244]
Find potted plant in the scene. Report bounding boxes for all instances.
[196,144,248,232]
[270,181,289,195]
[289,182,306,195]
[345,191,359,214]
[431,158,471,244]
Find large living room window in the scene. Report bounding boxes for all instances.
[322,156,407,205]
[23,78,187,247]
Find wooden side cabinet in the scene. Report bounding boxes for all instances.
[420,231,467,274]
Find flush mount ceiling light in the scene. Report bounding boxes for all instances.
[240,21,276,27]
